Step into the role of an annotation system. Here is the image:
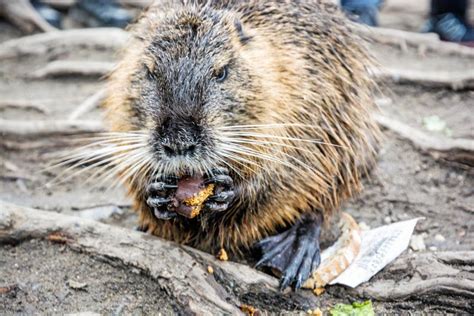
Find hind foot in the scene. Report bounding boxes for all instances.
[255,213,322,290]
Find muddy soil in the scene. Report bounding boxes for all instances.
[0,239,176,314]
[1,1,473,314]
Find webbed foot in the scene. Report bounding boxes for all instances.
[255,213,322,290]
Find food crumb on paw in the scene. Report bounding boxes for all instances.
[313,287,325,296]
[307,308,323,316]
[207,265,214,274]
[240,304,258,316]
[217,248,228,261]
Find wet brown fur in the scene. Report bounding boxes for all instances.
[103,0,380,256]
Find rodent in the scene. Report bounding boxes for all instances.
[102,0,380,289]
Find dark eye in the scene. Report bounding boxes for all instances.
[214,65,228,83]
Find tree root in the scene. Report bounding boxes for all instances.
[68,88,107,121]
[1,201,473,314]
[0,119,104,137]
[0,0,56,34]
[354,25,474,57]
[375,114,474,166]
[41,0,76,9]
[0,100,49,114]
[0,28,129,60]
[31,61,115,79]
[0,201,269,315]
[372,67,474,90]
[42,0,152,9]
[343,251,474,312]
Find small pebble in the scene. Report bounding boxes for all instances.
[359,222,370,231]
[383,216,392,224]
[410,234,426,251]
[429,246,438,251]
[207,266,214,274]
[66,280,87,290]
[434,234,445,242]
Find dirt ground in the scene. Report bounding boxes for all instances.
[0,1,473,314]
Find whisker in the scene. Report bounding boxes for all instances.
[219,132,344,147]
[218,137,318,155]
[219,144,302,173]
[216,123,316,130]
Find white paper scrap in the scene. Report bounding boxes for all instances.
[330,217,423,288]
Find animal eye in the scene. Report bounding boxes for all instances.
[214,65,228,83]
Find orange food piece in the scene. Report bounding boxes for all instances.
[182,183,215,217]
[240,304,258,316]
[217,248,228,261]
[172,176,215,218]
[313,287,325,296]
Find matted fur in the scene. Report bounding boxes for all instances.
[103,0,380,256]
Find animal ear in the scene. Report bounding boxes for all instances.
[234,19,252,45]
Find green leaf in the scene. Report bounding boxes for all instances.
[329,300,375,316]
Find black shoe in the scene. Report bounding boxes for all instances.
[31,0,62,29]
[423,13,474,43]
[73,0,132,28]
[341,0,382,27]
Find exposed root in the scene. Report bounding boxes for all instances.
[119,0,153,7]
[0,0,56,33]
[68,88,107,121]
[31,61,114,79]
[0,100,49,114]
[349,251,474,312]
[375,114,474,166]
[0,201,259,315]
[1,202,473,313]
[41,0,76,9]
[372,67,474,90]
[354,25,474,57]
[42,0,152,9]
[0,119,104,137]
[0,28,129,60]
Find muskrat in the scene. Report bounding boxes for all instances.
[101,0,380,290]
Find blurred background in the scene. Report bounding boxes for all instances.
[0,0,473,44]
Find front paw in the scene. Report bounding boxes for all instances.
[146,177,178,220]
[204,168,235,212]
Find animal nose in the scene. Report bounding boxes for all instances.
[162,142,196,157]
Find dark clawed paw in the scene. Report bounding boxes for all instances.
[147,176,178,220]
[204,168,235,212]
[153,208,177,220]
[254,215,322,291]
[146,197,172,207]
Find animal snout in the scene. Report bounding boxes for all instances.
[161,142,197,157]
